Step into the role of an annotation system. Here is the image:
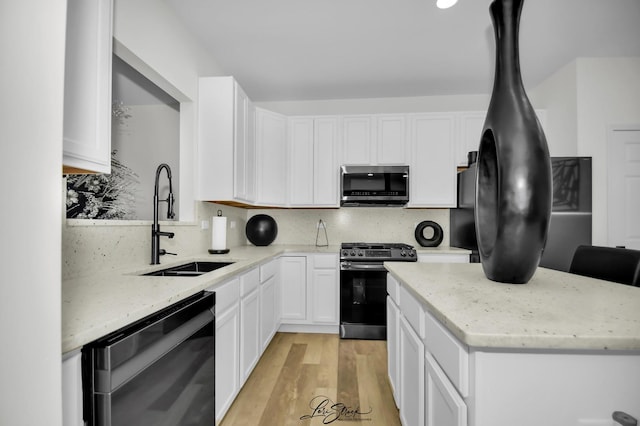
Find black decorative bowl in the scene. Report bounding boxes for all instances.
[246,214,278,246]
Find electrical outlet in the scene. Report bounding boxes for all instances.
[201,220,209,230]
[230,220,236,229]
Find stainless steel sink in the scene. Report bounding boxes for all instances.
[143,261,234,277]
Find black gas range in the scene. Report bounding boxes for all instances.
[340,243,417,340]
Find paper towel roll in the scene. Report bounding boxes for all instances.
[211,216,227,250]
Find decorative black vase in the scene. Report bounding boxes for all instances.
[475,0,552,284]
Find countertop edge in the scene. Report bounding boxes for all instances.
[385,263,640,352]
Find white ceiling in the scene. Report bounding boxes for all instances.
[163,0,640,102]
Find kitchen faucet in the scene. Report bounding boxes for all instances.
[151,163,176,264]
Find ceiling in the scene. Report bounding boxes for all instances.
[162,0,640,102]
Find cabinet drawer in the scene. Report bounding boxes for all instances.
[424,309,469,397]
[260,259,278,282]
[313,253,338,269]
[425,352,467,426]
[387,273,400,305]
[399,285,425,339]
[210,277,240,313]
[240,267,260,297]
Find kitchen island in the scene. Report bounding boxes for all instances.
[384,262,640,426]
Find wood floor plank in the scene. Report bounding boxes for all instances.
[219,333,401,426]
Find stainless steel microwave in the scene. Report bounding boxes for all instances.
[340,165,409,206]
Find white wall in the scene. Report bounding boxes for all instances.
[531,57,640,246]
[1,1,66,425]
[111,104,180,220]
[575,57,640,245]
[113,0,225,221]
[530,60,579,156]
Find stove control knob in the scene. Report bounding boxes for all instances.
[358,252,364,256]
[350,251,356,256]
[409,251,415,257]
[401,251,407,256]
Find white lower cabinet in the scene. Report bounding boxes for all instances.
[259,258,280,351]
[425,352,467,426]
[213,277,241,421]
[386,296,400,406]
[399,315,425,426]
[240,287,260,382]
[280,256,307,321]
[391,272,467,426]
[280,253,340,332]
[62,350,83,426]
[310,254,339,324]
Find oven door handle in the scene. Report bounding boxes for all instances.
[340,262,387,271]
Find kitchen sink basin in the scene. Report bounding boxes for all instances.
[143,261,234,277]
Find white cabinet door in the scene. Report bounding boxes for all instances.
[288,118,315,205]
[62,351,83,426]
[456,112,485,167]
[399,315,425,426]
[311,268,338,324]
[280,256,307,321]
[256,107,288,206]
[313,118,340,206]
[260,274,277,351]
[342,116,373,165]
[288,117,339,207]
[234,84,255,203]
[215,302,240,421]
[63,0,113,174]
[425,352,467,426]
[198,76,238,201]
[409,113,457,207]
[387,296,401,406]
[377,114,407,165]
[240,288,260,382]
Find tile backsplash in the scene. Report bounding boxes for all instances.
[62,200,449,279]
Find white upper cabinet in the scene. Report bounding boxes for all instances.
[198,76,246,201]
[234,84,256,203]
[456,112,486,167]
[454,110,547,167]
[63,0,113,174]
[288,117,340,207]
[342,116,373,165]
[288,118,315,205]
[255,107,288,206]
[341,114,407,165]
[377,114,407,165]
[408,113,457,207]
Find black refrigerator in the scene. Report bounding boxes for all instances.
[450,157,592,272]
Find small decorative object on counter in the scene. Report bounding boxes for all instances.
[315,219,329,247]
[246,214,278,246]
[209,210,230,254]
[414,220,443,247]
[475,0,552,284]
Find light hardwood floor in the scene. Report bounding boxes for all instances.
[219,333,401,426]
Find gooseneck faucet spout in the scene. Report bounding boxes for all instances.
[151,163,176,265]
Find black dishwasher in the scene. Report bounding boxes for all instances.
[82,291,215,426]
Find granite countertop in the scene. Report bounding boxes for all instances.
[62,244,340,354]
[385,262,640,351]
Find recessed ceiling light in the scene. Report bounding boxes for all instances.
[436,0,458,9]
